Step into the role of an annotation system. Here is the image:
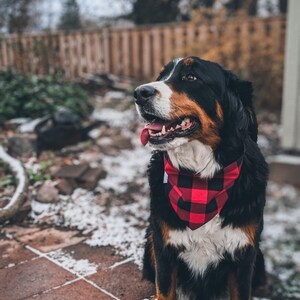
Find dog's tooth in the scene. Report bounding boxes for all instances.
[181,120,185,126]
[162,125,166,134]
[175,125,181,129]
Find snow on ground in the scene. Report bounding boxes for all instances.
[29,103,300,298]
[31,104,152,268]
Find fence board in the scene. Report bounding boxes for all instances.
[0,16,286,81]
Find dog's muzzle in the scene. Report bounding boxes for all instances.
[134,85,157,106]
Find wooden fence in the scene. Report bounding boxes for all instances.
[0,16,286,80]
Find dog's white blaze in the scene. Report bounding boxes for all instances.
[168,215,249,277]
[138,58,183,120]
[167,140,220,178]
[164,57,183,80]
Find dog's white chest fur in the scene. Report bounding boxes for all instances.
[168,214,249,276]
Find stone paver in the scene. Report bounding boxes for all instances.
[0,258,75,300]
[28,280,114,300]
[63,244,124,270]
[54,163,89,179]
[0,226,154,300]
[16,228,85,253]
[0,238,37,269]
[88,262,154,300]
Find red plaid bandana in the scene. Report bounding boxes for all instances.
[164,154,243,230]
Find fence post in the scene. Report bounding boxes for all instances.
[281,0,300,151]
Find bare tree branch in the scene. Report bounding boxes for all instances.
[0,146,28,222]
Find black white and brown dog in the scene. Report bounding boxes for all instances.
[134,56,268,300]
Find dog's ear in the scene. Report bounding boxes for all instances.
[226,71,258,142]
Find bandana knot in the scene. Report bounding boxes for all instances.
[163,154,243,230]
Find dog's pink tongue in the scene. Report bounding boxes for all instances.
[140,128,150,146]
[140,122,165,146]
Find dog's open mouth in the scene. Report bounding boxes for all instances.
[140,115,200,145]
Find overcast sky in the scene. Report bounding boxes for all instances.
[40,0,133,28]
[39,0,279,29]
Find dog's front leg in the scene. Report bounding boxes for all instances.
[229,246,256,300]
[152,225,177,300]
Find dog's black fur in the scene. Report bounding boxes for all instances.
[135,56,268,300]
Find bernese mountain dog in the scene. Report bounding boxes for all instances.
[134,56,268,300]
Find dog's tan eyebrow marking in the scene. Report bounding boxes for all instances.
[183,57,194,66]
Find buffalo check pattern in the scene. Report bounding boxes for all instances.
[164,154,243,230]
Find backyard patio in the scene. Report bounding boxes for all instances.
[1,0,299,299]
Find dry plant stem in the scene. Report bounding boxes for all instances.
[0,145,28,222]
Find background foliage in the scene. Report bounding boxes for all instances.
[0,71,92,123]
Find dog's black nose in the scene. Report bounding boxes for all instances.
[134,85,156,105]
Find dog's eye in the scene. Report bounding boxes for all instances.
[182,74,197,81]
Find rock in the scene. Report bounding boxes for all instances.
[79,151,101,163]
[77,168,107,190]
[7,134,36,157]
[36,180,59,203]
[97,144,119,156]
[104,91,126,102]
[114,136,133,150]
[56,179,76,195]
[54,163,89,179]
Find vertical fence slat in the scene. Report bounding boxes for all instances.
[1,38,8,69]
[131,29,140,78]
[110,30,118,75]
[122,30,130,77]
[85,32,93,74]
[152,27,162,76]
[141,30,151,79]
[162,26,173,64]
[93,32,101,74]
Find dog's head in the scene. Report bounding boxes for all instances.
[134,56,257,154]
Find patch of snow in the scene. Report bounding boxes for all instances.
[261,182,300,286]
[257,134,270,150]
[92,108,135,127]
[32,188,150,268]
[24,157,41,174]
[47,249,98,276]
[99,146,151,193]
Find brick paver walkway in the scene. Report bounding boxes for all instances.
[0,225,154,300]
